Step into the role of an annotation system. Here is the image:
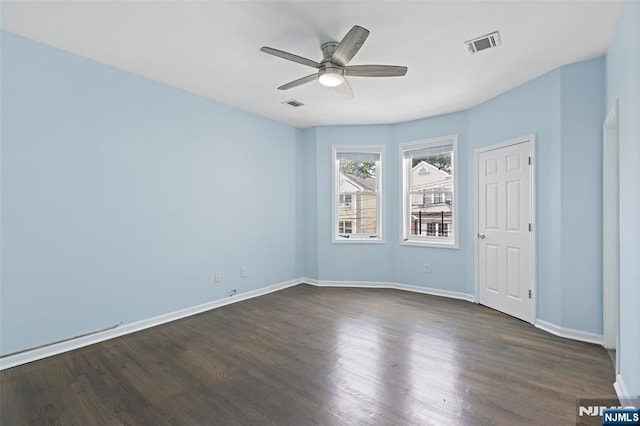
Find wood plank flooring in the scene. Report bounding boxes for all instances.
[1,284,615,425]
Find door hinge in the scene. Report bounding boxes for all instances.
[528,156,531,165]
[528,223,532,232]
[528,289,532,299]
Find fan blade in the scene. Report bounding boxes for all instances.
[277,73,319,90]
[260,47,321,69]
[332,25,370,66]
[334,79,354,99]
[345,65,408,77]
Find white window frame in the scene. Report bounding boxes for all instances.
[400,135,459,248]
[332,145,384,244]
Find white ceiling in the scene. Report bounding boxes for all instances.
[1,1,622,129]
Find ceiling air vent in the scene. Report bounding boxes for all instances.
[282,99,304,108]
[465,31,502,54]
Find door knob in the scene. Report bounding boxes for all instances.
[477,233,486,239]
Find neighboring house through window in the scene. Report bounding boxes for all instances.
[333,146,383,242]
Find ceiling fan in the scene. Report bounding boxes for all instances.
[260,25,408,98]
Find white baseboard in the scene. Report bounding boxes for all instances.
[534,319,604,345]
[614,374,633,403]
[299,277,319,285]
[0,278,302,371]
[307,279,476,302]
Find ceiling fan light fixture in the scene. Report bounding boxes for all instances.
[318,67,345,87]
[261,25,408,96]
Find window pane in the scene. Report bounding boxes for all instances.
[410,192,451,237]
[338,160,377,193]
[406,149,454,240]
[334,147,382,241]
[337,192,378,234]
[338,158,378,234]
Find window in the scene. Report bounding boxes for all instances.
[333,146,383,242]
[338,221,353,234]
[401,136,458,247]
[339,194,352,207]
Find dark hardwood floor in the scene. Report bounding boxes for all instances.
[1,284,615,425]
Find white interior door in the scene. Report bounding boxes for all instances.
[477,140,533,322]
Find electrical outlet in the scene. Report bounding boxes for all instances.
[215,273,222,283]
[423,264,430,273]
[240,267,247,278]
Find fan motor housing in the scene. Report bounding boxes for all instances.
[321,41,339,60]
[318,65,345,86]
[319,42,345,86]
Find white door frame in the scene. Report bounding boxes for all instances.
[602,100,620,373]
[473,134,537,324]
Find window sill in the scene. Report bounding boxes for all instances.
[400,239,458,249]
[333,237,385,244]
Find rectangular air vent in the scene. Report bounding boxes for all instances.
[465,31,502,54]
[282,99,304,108]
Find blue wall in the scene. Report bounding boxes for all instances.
[606,0,640,397]
[305,58,605,335]
[314,125,395,283]
[392,112,470,293]
[1,19,626,386]
[301,127,319,279]
[559,60,605,333]
[308,118,470,291]
[468,70,563,325]
[466,59,606,331]
[1,32,302,354]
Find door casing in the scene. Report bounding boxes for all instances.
[602,100,620,374]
